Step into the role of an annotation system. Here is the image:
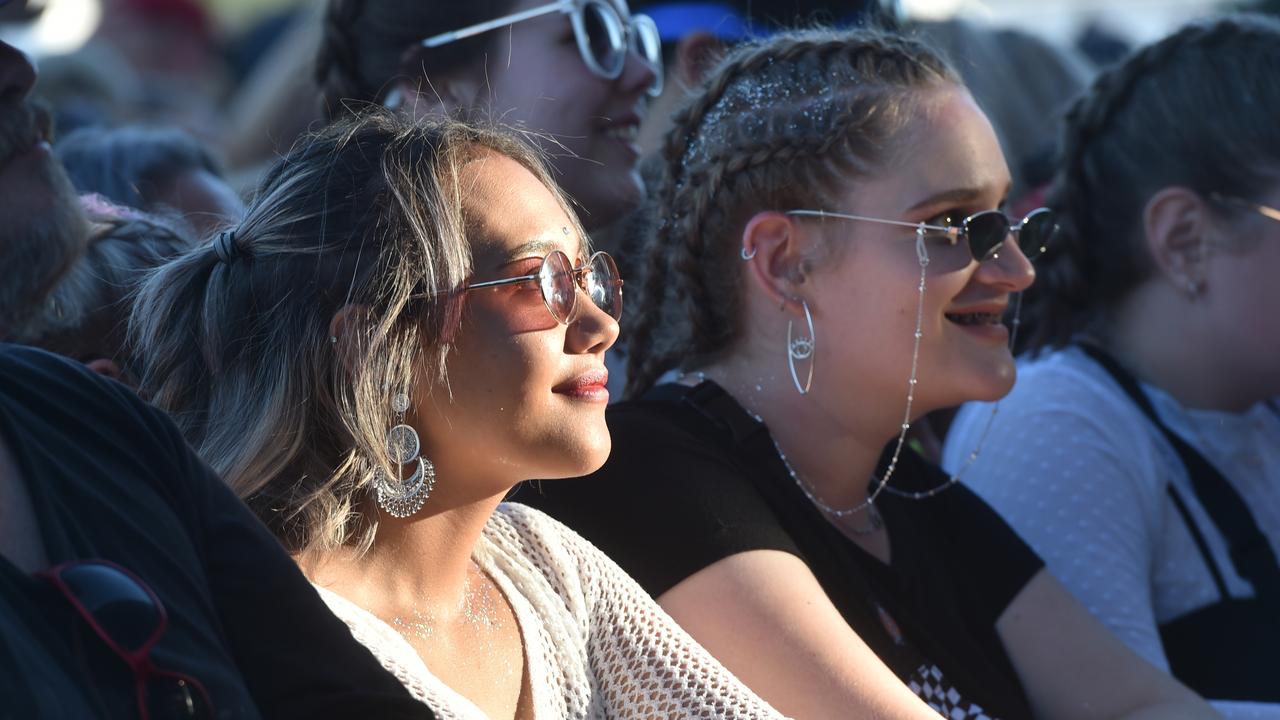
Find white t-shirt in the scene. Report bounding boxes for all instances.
[315,502,787,720]
[943,346,1280,718]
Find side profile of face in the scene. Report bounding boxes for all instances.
[0,39,88,335]
[798,86,1033,424]
[1202,182,1280,397]
[410,0,658,230]
[412,151,619,499]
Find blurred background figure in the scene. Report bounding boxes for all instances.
[8,196,194,382]
[944,13,1280,715]
[57,124,243,236]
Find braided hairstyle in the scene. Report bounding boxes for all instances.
[624,27,958,397]
[1029,13,1280,350]
[315,0,515,119]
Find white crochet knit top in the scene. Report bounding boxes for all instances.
[314,502,786,719]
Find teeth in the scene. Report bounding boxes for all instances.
[604,125,638,142]
[946,312,1001,326]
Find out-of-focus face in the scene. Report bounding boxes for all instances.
[1205,182,1280,399]
[415,0,658,231]
[0,39,88,335]
[152,168,245,238]
[413,151,619,500]
[798,87,1034,424]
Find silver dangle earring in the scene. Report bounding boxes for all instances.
[787,299,816,395]
[373,391,436,518]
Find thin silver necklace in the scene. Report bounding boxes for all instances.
[684,235,1015,530]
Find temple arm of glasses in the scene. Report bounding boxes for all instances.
[407,273,539,301]
[421,0,573,47]
[1210,192,1280,224]
[785,209,952,234]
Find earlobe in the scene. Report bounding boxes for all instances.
[1143,187,1211,294]
[390,70,481,116]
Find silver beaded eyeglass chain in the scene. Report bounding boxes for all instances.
[733,224,1013,531]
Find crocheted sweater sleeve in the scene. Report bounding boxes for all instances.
[486,503,788,719]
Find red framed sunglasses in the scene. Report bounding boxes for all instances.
[39,560,214,720]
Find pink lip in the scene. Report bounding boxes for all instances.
[553,368,610,402]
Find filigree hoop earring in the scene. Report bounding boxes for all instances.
[373,391,436,518]
[787,300,816,395]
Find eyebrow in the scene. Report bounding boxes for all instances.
[905,183,1014,214]
[497,232,585,268]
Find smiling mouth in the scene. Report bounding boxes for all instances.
[945,311,1004,327]
[602,125,638,143]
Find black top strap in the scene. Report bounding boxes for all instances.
[1077,343,1280,599]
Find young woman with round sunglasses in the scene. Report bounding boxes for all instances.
[130,109,783,719]
[944,15,1280,714]
[316,0,660,233]
[522,27,1216,719]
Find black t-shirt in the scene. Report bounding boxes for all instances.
[0,344,432,719]
[521,381,1043,720]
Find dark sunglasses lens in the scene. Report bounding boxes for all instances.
[586,252,623,320]
[1018,209,1057,259]
[59,564,163,652]
[582,1,625,77]
[540,251,577,324]
[146,675,211,719]
[965,211,1012,261]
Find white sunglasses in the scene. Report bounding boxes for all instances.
[422,0,663,96]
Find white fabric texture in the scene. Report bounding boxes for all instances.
[943,346,1280,718]
[315,502,787,720]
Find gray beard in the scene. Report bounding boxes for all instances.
[0,101,89,340]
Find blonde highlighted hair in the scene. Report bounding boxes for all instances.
[132,108,582,554]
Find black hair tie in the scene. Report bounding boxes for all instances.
[214,230,240,264]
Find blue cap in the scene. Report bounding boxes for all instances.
[642,3,758,43]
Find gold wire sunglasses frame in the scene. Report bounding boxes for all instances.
[784,207,1058,262]
[413,250,623,326]
[420,0,664,96]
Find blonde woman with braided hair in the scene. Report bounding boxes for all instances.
[524,27,1215,719]
[132,109,786,719]
[945,14,1280,714]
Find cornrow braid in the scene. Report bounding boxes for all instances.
[1029,13,1280,350]
[625,28,958,397]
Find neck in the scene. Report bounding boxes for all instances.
[1108,284,1265,413]
[701,354,898,514]
[307,478,509,621]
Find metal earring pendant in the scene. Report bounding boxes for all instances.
[373,392,436,518]
[787,300,816,395]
